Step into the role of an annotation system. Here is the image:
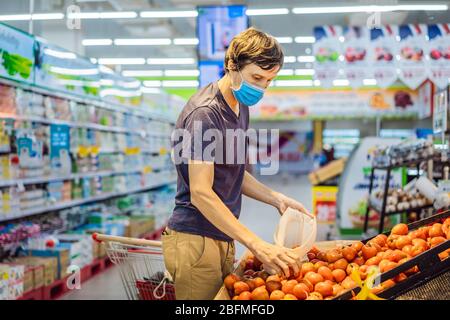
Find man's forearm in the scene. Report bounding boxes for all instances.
[242,171,280,208]
[191,186,260,250]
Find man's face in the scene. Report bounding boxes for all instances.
[231,63,280,90]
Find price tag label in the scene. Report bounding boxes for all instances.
[17,181,25,192]
[90,146,100,156]
[142,166,153,174]
[159,147,168,156]
[78,146,90,158]
[124,147,141,156]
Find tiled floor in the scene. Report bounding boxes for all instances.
[60,174,312,300]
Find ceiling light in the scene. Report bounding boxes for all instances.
[292,5,448,14]
[141,87,161,94]
[164,70,200,76]
[114,38,172,46]
[49,66,99,76]
[363,79,377,86]
[122,70,163,77]
[98,58,146,65]
[245,8,289,16]
[294,36,315,43]
[277,69,294,76]
[143,81,162,87]
[173,38,199,45]
[32,13,64,20]
[147,58,196,65]
[275,37,293,44]
[283,56,296,63]
[333,79,350,86]
[44,48,77,59]
[140,10,198,18]
[82,39,113,46]
[275,80,314,87]
[295,69,315,76]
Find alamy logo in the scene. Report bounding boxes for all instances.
[66,265,81,290]
[171,121,280,175]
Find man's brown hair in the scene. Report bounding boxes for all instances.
[224,27,284,73]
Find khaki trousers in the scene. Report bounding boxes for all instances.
[161,227,235,300]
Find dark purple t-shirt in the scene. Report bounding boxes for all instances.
[168,81,249,242]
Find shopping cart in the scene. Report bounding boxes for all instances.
[92,233,176,300]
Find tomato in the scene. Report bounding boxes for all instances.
[346,263,360,276]
[358,265,369,280]
[409,229,427,240]
[351,241,364,253]
[251,286,269,300]
[281,279,298,295]
[326,249,343,263]
[301,262,315,276]
[308,292,324,300]
[266,275,281,283]
[386,250,407,263]
[446,230,450,240]
[352,256,365,266]
[430,236,446,247]
[332,269,347,283]
[334,258,349,271]
[304,272,324,286]
[412,238,429,251]
[365,256,382,266]
[402,244,413,256]
[429,223,444,238]
[292,284,309,300]
[341,276,357,290]
[283,293,298,300]
[300,279,314,292]
[265,280,281,293]
[315,282,333,297]
[314,261,328,272]
[395,235,412,250]
[234,281,250,295]
[332,284,345,296]
[381,279,396,290]
[317,266,334,281]
[252,277,265,288]
[342,246,357,262]
[387,234,401,249]
[238,291,252,300]
[391,223,409,235]
[269,290,285,300]
[244,279,256,291]
[394,273,408,283]
[224,273,240,290]
[362,244,378,260]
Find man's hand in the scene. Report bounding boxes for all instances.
[248,239,301,278]
[276,193,313,218]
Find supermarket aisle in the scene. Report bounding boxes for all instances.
[60,175,311,300]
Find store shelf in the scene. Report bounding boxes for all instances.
[0,179,176,222]
[0,112,170,138]
[368,199,434,216]
[0,77,175,125]
[0,165,172,188]
[372,155,441,170]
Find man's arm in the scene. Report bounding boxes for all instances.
[189,160,300,277]
[242,171,313,217]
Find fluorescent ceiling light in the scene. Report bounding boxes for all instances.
[275,80,313,87]
[173,38,199,45]
[49,66,99,76]
[68,11,137,19]
[99,65,115,74]
[32,13,64,20]
[44,48,77,59]
[246,8,289,16]
[143,81,162,87]
[314,80,321,86]
[162,80,199,87]
[100,11,137,19]
[275,37,293,44]
[0,14,31,21]
[283,56,296,63]
[141,87,161,94]
[363,79,377,86]
[118,80,141,89]
[147,58,196,65]
[98,58,146,65]
[295,69,315,76]
[90,58,98,64]
[333,79,350,86]
[114,38,172,46]
[82,39,113,46]
[298,56,315,63]
[277,69,294,76]
[140,10,198,18]
[58,79,100,87]
[292,5,448,14]
[122,70,163,77]
[294,36,315,43]
[164,69,200,77]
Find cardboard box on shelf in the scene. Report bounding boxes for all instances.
[308,157,347,186]
[0,264,25,300]
[22,266,34,293]
[29,248,70,280]
[32,265,44,290]
[13,256,57,286]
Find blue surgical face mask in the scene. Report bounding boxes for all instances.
[231,71,265,106]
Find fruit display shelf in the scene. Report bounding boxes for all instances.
[335,210,450,300]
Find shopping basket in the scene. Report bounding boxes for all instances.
[92,233,176,300]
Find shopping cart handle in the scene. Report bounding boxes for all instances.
[92,233,162,247]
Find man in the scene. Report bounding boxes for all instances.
[163,27,312,300]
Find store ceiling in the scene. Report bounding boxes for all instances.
[1,0,449,74]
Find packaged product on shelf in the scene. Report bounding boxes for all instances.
[1,187,21,216]
[56,234,93,269]
[52,97,71,121]
[0,263,25,300]
[12,256,57,286]
[0,84,17,115]
[19,187,47,210]
[28,247,70,280]
[15,89,45,118]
